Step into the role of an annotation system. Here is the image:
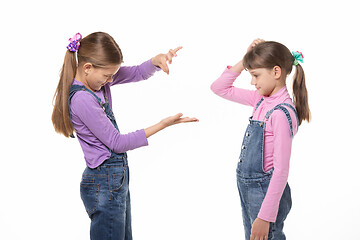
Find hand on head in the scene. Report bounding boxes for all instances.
[247,38,265,53]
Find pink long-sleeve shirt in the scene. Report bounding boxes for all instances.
[211,67,298,222]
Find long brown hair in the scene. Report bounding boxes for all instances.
[52,32,123,137]
[243,41,310,125]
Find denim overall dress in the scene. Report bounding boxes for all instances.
[236,98,298,240]
[69,85,132,240]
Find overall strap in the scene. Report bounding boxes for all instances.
[69,85,103,106]
[254,98,264,112]
[249,98,265,121]
[264,103,299,138]
[277,103,299,125]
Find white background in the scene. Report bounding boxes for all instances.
[1,0,359,239]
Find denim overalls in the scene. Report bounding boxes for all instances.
[69,85,132,240]
[236,98,298,240]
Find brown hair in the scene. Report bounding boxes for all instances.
[52,32,123,137]
[243,41,310,125]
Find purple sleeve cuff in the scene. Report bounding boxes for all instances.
[143,58,162,72]
[134,129,149,148]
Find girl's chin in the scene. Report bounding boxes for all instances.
[256,89,263,95]
[256,89,271,97]
[94,85,103,91]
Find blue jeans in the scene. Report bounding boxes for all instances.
[80,156,132,240]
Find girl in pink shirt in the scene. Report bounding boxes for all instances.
[211,39,310,240]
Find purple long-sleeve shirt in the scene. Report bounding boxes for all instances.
[70,59,161,168]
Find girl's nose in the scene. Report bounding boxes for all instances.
[251,77,256,85]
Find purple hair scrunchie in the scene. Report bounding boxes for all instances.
[66,33,82,52]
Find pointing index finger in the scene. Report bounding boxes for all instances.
[172,46,183,54]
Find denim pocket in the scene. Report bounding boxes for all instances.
[237,179,268,222]
[111,167,126,192]
[247,182,265,209]
[80,176,100,217]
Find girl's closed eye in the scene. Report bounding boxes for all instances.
[104,75,113,81]
[249,71,258,78]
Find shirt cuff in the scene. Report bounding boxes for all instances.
[226,66,241,76]
[257,211,276,223]
[146,58,162,72]
[138,129,149,147]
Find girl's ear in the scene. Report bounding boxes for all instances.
[83,63,93,75]
[273,66,282,80]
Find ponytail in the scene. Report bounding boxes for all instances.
[51,50,77,137]
[292,64,310,125]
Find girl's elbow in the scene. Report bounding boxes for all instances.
[210,82,216,92]
[210,82,221,95]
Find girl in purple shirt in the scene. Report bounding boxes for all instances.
[52,32,198,240]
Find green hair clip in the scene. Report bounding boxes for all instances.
[292,51,304,66]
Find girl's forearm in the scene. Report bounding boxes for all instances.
[230,60,245,73]
[144,122,167,138]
